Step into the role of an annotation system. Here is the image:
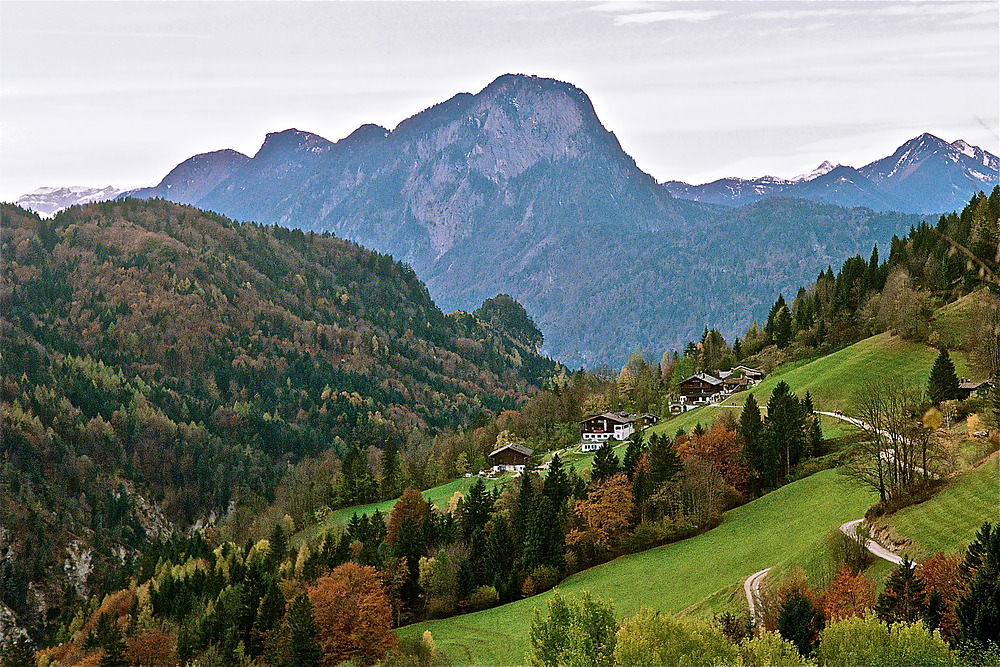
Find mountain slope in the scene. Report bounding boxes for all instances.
[399,469,878,665]
[126,148,250,205]
[129,74,927,365]
[0,198,558,640]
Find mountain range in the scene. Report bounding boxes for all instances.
[17,74,993,366]
[663,133,998,214]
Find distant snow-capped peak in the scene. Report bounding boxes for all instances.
[792,161,836,182]
[16,185,123,218]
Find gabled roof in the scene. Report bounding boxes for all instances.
[489,442,533,458]
[678,372,723,386]
[579,412,635,425]
[959,380,988,390]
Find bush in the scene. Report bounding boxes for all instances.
[714,611,754,643]
[613,606,737,667]
[738,630,813,666]
[531,566,560,594]
[466,586,499,613]
[815,613,953,666]
[624,517,700,553]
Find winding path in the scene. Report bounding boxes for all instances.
[743,518,912,622]
[741,409,921,621]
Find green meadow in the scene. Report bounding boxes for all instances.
[885,455,1000,560]
[717,332,969,413]
[398,469,877,665]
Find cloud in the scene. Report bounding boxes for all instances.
[612,9,726,25]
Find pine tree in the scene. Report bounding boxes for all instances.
[764,382,804,483]
[380,439,400,500]
[514,468,537,546]
[622,432,645,479]
[928,347,961,404]
[542,453,570,512]
[802,391,814,415]
[775,305,793,349]
[738,393,767,493]
[523,496,565,573]
[876,557,926,624]
[777,589,825,657]
[98,624,127,667]
[590,441,621,484]
[956,521,1000,647]
[267,523,288,571]
[461,478,493,540]
[288,592,321,667]
[647,432,682,489]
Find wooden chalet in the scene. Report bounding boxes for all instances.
[579,413,635,452]
[638,413,659,429]
[678,372,723,404]
[489,442,533,472]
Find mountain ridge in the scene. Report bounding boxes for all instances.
[664,132,998,214]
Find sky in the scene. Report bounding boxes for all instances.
[1,0,997,202]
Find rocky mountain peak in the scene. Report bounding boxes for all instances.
[254,128,336,159]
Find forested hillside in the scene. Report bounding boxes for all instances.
[0,199,558,642]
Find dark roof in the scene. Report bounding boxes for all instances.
[679,372,723,386]
[489,442,533,458]
[579,412,636,425]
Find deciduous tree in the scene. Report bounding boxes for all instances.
[308,563,396,666]
[823,565,876,621]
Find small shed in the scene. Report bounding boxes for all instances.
[489,442,533,472]
[957,380,990,400]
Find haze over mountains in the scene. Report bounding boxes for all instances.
[14,74,997,365]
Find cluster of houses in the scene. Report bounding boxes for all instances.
[487,366,768,472]
[484,366,995,474]
[670,365,765,413]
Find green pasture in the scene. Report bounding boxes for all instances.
[398,469,878,666]
[884,456,1000,560]
[718,332,969,413]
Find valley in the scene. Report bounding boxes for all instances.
[2,77,998,667]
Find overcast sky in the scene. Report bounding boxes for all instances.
[1,0,997,202]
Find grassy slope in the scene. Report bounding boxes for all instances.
[700,332,966,414]
[884,455,1000,560]
[399,469,877,665]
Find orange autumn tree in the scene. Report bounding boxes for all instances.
[675,423,753,493]
[567,473,634,554]
[308,562,397,666]
[823,564,876,621]
[919,551,963,643]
